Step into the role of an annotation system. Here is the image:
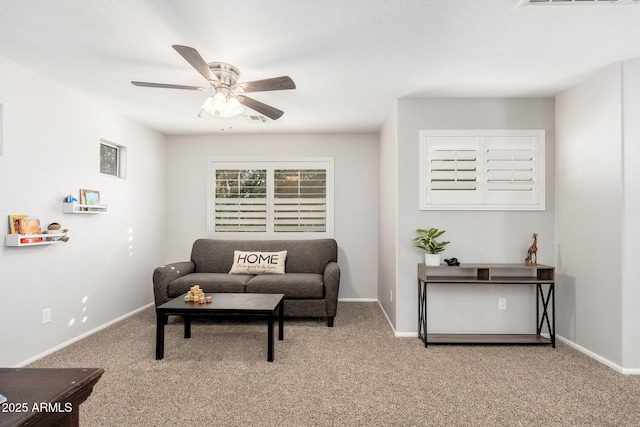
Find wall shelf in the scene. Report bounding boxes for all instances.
[62,202,108,213]
[5,232,68,247]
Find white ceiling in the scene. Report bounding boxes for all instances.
[1,0,640,135]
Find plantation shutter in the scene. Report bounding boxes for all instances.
[214,169,267,232]
[273,169,327,232]
[420,130,544,210]
[484,135,539,206]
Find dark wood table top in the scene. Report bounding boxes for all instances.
[0,367,104,427]
[158,293,284,314]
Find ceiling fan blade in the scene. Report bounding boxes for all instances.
[238,95,284,120]
[172,44,218,83]
[237,76,296,93]
[131,81,207,91]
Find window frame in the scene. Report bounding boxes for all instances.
[419,130,545,211]
[207,157,334,239]
[100,139,126,178]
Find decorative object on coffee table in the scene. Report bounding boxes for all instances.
[185,285,212,303]
[525,233,538,266]
[413,228,450,266]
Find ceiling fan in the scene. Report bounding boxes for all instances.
[131,45,296,120]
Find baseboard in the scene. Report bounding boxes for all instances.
[338,298,378,302]
[15,302,154,368]
[375,301,417,337]
[375,302,639,374]
[557,335,640,375]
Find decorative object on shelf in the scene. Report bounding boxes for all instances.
[64,193,78,203]
[43,223,70,242]
[80,189,101,211]
[525,233,538,266]
[444,257,460,266]
[413,228,450,266]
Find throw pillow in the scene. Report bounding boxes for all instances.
[229,250,287,275]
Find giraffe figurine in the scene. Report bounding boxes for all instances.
[525,233,538,266]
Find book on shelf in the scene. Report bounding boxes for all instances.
[16,217,43,243]
[8,214,29,234]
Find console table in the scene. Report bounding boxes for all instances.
[417,263,555,347]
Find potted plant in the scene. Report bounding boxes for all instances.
[413,228,450,266]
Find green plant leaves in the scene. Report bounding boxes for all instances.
[413,228,450,254]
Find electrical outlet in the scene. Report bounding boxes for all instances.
[42,308,51,324]
[390,289,393,302]
[498,298,507,310]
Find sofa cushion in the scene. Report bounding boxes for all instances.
[168,273,252,298]
[229,250,287,275]
[245,273,324,299]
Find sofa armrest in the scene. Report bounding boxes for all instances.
[152,261,195,306]
[323,261,341,317]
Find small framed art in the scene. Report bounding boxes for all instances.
[80,189,101,211]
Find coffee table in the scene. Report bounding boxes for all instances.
[156,293,284,362]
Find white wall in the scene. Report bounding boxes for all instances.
[394,98,556,333]
[164,133,379,300]
[556,63,624,365]
[0,55,166,367]
[622,59,640,369]
[378,101,398,323]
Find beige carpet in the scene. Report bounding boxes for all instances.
[28,302,640,426]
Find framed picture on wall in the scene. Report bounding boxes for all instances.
[80,189,101,211]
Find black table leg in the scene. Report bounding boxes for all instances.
[267,314,274,362]
[184,313,191,338]
[278,300,284,341]
[156,311,165,360]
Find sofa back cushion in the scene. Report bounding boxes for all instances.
[191,239,337,274]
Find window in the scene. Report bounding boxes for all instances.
[209,159,334,238]
[419,130,545,210]
[100,139,126,178]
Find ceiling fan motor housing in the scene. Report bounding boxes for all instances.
[208,62,241,88]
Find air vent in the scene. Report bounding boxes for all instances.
[520,0,640,5]
[246,115,268,123]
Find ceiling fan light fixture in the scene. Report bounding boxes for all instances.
[219,96,245,117]
[201,96,218,116]
[211,90,228,111]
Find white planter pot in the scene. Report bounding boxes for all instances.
[425,253,441,266]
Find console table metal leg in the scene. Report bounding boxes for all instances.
[536,283,555,348]
[551,283,556,348]
[418,279,428,347]
[156,311,165,360]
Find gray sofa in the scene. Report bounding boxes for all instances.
[152,238,340,326]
